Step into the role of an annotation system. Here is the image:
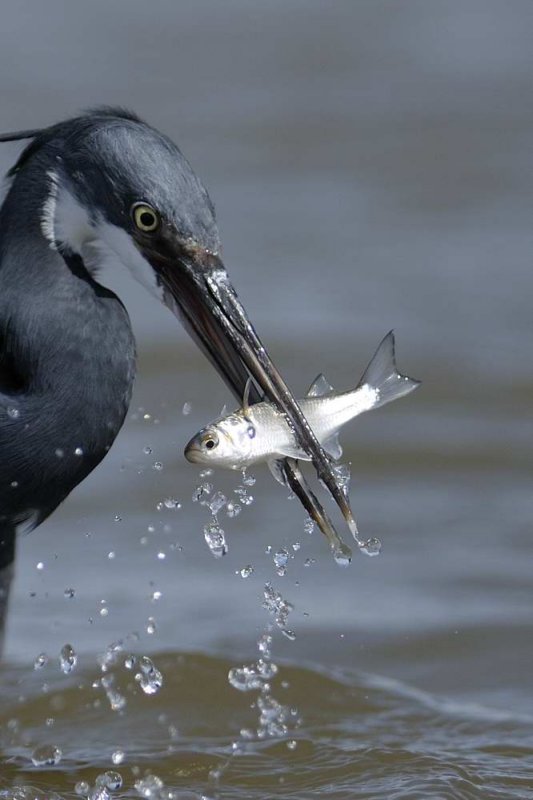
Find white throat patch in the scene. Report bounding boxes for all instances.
[39,175,163,302]
[41,171,94,253]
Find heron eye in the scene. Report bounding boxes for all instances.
[131,202,160,233]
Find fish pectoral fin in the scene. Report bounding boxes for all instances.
[268,458,289,486]
[322,433,343,460]
[306,373,334,397]
[274,444,310,460]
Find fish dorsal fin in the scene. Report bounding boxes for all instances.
[306,373,334,398]
[242,378,252,416]
[268,458,288,486]
[323,433,343,461]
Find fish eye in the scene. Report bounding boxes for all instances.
[131,202,160,233]
[202,432,219,451]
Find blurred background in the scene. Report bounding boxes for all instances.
[0,2,532,798]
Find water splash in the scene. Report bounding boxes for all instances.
[263,583,294,638]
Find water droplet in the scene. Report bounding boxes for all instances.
[10,480,18,488]
[124,654,136,670]
[114,515,122,523]
[55,448,64,458]
[163,497,181,510]
[263,583,294,632]
[152,461,163,471]
[143,446,153,455]
[64,587,75,599]
[135,656,163,695]
[226,501,241,518]
[273,548,290,576]
[134,775,164,798]
[192,482,212,503]
[182,401,192,415]
[97,771,123,791]
[74,447,83,456]
[101,674,127,711]
[292,542,301,551]
[238,565,254,579]
[34,652,48,670]
[59,643,77,674]
[303,517,315,535]
[203,521,228,558]
[333,541,352,566]
[241,470,256,487]
[31,744,62,766]
[332,462,351,495]
[199,468,213,478]
[36,561,44,571]
[75,781,90,796]
[157,551,166,560]
[257,633,272,656]
[151,590,162,601]
[360,537,382,557]
[111,749,125,765]
[7,406,20,419]
[146,617,157,634]
[100,606,109,617]
[107,551,115,560]
[208,491,227,515]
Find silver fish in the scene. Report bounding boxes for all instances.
[184,331,420,481]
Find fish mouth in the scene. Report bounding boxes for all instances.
[183,441,204,465]
[156,251,359,541]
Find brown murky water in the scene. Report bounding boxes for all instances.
[1,2,533,798]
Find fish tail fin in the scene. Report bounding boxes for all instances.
[356,331,420,410]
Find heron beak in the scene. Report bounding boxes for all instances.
[155,251,359,537]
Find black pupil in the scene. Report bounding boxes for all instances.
[205,439,215,450]
[140,211,155,228]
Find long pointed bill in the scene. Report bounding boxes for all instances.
[158,255,362,547]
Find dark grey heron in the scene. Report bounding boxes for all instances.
[0,108,356,645]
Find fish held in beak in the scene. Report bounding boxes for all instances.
[158,251,359,550]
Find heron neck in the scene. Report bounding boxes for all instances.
[0,182,136,499]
